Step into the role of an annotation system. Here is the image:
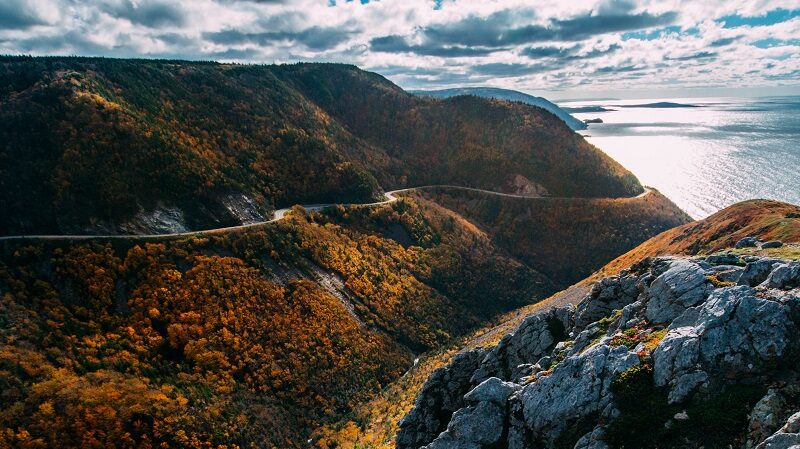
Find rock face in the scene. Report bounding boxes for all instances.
[397,255,800,449]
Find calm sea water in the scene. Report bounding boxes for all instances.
[562,96,800,218]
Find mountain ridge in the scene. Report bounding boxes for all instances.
[0,57,641,236]
[412,86,588,131]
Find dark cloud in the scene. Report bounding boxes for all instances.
[521,43,620,59]
[0,1,47,30]
[471,62,553,77]
[9,30,110,54]
[665,51,717,61]
[710,36,741,47]
[421,9,676,47]
[205,26,356,51]
[209,48,262,59]
[102,0,185,28]
[595,64,640,74]
[370,7,676,57]
[370,35,497,57]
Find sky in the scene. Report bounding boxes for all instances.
[2,0,799,99]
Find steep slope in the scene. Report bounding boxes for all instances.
[413,87,587,131]
[412,187,691,288]
[275,63,638,199]
[0,57,642,236]
[596,199,800,280]
[310,199,799,449]
[397,254,800,449]
[0,196,554,449]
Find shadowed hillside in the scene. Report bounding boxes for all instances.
[1,57,643,235]
[412,186,691,288]
[595,199,800,279]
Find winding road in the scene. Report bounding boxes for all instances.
[0,185,652,242]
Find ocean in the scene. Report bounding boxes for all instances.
[561,96,800,219]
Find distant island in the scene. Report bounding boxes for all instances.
[563,106,617,113]
[616,101,701,108]
[413,87,587,131]
[584,118,604,124]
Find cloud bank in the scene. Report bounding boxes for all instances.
[2,0,799,97]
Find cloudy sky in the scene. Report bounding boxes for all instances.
[2,0,799,98]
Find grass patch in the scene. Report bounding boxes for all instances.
[706,274,736,288]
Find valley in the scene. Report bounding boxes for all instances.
[0,56,797,449]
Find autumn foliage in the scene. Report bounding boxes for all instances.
[1,56,642,235]
[0,198,551,448]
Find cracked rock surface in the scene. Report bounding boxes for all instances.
[397,255,800,449]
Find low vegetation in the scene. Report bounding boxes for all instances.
[596,199,800,280]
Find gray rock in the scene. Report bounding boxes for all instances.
[521,345,639,445]
[762,241,785,249]
[708,264,745,283]
[737,236,761,248]
[654,286,794,402]
[425,401,505,448]
[471,308,572,384]
[464,377,520,404]
[399,255,800,449]
[740,258,784,287]
[707,253,743,265]
[645,259,713,324]
[749,390,790,447]
[756,411,800,449]
[397,350,485,449]
[574,426,610,449]
[574,275,639,330]
[763,262,800,289]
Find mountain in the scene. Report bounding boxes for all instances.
[312,199,800,449]
[0,57,700,449]
[412,87,588,131]
[0,57,639,236]
[0,196,555,448]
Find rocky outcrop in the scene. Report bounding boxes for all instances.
[398,255,800,449]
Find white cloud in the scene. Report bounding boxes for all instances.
[1,0,798,96]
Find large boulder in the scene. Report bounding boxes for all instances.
[757,411,800,449]
[762,262,800,289]
[574,274,639,330]
[736,236,760,248]
[739,258,783,287]
[470,308,572,385]
[645,259,713,324]
[521,344,639,445]
[653,286,795,402]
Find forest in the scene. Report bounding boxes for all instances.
[0,197,554,448]
[2,57,641,235]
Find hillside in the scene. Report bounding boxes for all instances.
[0,196,556,448]
[413,87,587,131]
[0,180,702,449]
[0,57,641,236]
[413,187,691,288]
[596,199,800,279]
[310,199,800,449]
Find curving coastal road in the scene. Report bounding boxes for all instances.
[0,185,652,242]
